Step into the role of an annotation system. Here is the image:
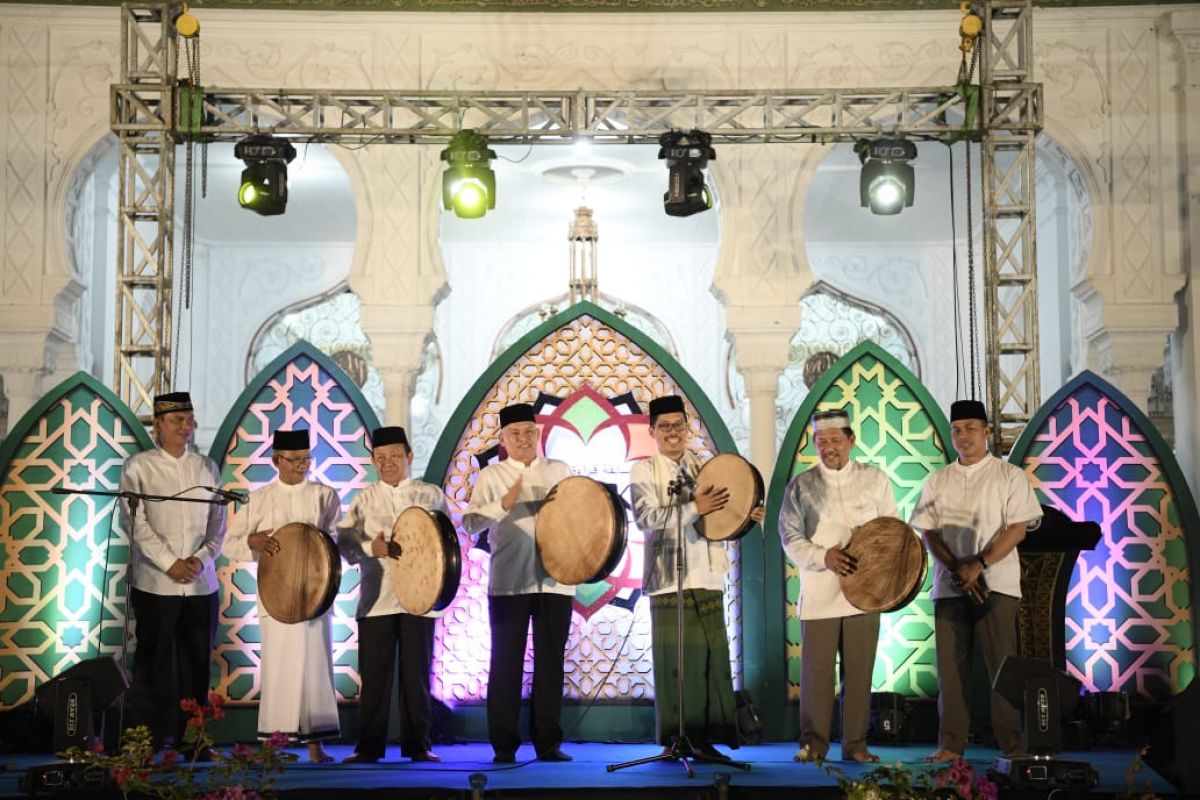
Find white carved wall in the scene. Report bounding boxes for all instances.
[0,4,1194,495]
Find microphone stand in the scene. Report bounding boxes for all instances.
[49,485,234,742]
[607,465,750,776]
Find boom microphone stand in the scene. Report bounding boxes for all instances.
[608,466,750,777]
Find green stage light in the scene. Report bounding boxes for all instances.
[856,138,917,216]
[440,131,497,219]
[234,136,297,216]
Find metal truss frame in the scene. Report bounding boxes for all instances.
[112,1,1041,446]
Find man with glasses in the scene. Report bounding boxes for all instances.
[338,425,449,764]
[119,392,226,752]
[629,394,764,760]
[224,428,341,762]
[463,402,574,764]
[777,409,899,764]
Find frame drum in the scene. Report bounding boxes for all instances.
[257,522,342,624]
[535,476,627,586]
[840,516,927,613]
[696,453,765,542]
[388,507,462,616]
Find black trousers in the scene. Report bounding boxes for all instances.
[129,589,218,745]
[354,613,435,758]
[487,593,573,757]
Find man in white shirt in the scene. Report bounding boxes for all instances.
[910,399,1042,761]
[463,403,574,764]
[339,426,449,764]
[777,409,900,763]
[119,392,226,751]
[223,428,341,763]
[629,394,764,760]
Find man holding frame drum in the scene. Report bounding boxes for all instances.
[338,425,451,764]
[629,394,764,762]
[224,428,342,763]
[463,403,575,764]
[777,408,900,764]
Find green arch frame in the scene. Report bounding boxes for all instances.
[207,339,382,465]
[1009,369,1200,679]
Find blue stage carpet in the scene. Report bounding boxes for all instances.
[0,742,1182,797]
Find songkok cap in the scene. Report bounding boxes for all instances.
[499,403,536,428]
[648,395,686,417]
[950,399,988,423]
[153,391,193,417]
[812,409,851,432]
[272,428,310,451]
[371,426,409,449]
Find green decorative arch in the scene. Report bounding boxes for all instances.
[206,339,382,704]
[765,341,953,716]
[1009,370,1198,696]
[0,371,154,707]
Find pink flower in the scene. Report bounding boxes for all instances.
[180,698,198,713]
[956,780,973,799]
[187,714,205,729]
[113,766,131,787]
[160,750,180,767]
[89,739,104,753]
[975,775,998,800]
[265,731,291,750]
[232,743,253,758]
[209,692,226,709]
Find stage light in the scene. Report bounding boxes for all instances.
[855,138,917,215]
[658,129,716,217]
[440,130,497,219]
[234,135,297,216]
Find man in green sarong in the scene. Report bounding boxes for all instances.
[628,394,765,758]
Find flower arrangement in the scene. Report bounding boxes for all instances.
[61,693,297,800]
[822,756,998,800]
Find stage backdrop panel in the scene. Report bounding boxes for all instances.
[1011,371,1197,698]
[0,372,153,708]
[208,340,380,704]
[766,341,952,701]
[425,301,746,706]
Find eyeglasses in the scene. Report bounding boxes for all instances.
[277,454,312,465]
[655,421,689,433]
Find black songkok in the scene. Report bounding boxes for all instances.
[950,400,988,423]
[499,403,536,428]
[272,428,310,451]
[371,426,409,449]
[153,391,193,417]
[648,395,686,417]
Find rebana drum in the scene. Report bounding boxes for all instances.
[840,516,927,613]
[257,522,341,624]
[535,475,627,586]
[388,507,462,616]
[695,453,764,542]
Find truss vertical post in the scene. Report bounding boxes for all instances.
[113,3,177,420]
[980,0,1041,453]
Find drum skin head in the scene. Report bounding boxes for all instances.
[389,507,461,616]
[257,522,341,625]
[535,475,626,586]
[696,453,764,542]
[840,516,928,613]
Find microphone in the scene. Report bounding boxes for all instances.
[677,466,694,489]
[205,486,248,504]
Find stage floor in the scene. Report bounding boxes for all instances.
[1,742,1181,798]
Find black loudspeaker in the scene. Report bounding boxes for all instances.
[868,692,910,744]
[33,656,129,753]
[992,655,1080,755]
[1143,679,1200,795]
[735,689,764,745]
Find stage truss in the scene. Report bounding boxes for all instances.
[111,1,1041,449]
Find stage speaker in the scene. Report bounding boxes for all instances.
[735,690,763,745]
[33,656,129,753]
[992,655,1080,755]
[1142,679,1200,795]
[867,692,909,744]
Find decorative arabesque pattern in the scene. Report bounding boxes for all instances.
[0,374,152,708]
[212,347,377,704]
[778,345,949,700]
[1014,378,1195,698]
[433,311,740,703]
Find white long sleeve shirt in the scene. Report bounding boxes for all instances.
[462,457,574,596]
[223,479,341,563]
[630,451,728,596]
[336,478,450,618]
[910,453,1042,600]
[777,459,900,619]
[119,446,227,596]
